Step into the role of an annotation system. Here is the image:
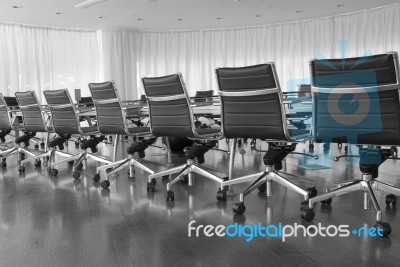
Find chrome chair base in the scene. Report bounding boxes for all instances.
[149,158,226,201]
[308,173,400,225]
[95,156,155,189]
[230,165,316,215]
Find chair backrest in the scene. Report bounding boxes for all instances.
[142,73,195,138]
[194,90,213,103]
[88,81,126,135]
[43,89,81,135]
[15,91,47,133]
[0,93,12,131]
[215,63,289,140]
[310,52,400,145]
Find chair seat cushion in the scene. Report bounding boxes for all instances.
[127,127,151,135]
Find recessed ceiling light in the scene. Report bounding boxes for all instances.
[295,10,303,13]
[97,16,105,19]
[233,0,240,2]
[216,17,223,20]
[177,18,183,21]
[255,14,262,18]
[55,12,64,15]
[337,4,344,7]
[137,18,144,21]
[12,5,22,8]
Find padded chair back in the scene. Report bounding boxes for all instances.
[215,63,289,140]
[194,90,213,103]
[142,74,194,138]
[88,81,126,135]
[0,94,12,131]
[43,89,80,135]
[15,91,47,133]
[310,52,400,145]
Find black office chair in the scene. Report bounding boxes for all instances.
[43,89,107,178]
[215,63,318,217]
[305,52,400,236]
[88,81,156,189]
[0,93,44,167]
[142,73,227,201]
[14,91,54,173]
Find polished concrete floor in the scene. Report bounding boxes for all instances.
[1,139,400,267]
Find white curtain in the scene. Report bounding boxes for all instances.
[0,23,100,102]
[101,30,138,100]
[131,3,400,96]
[2,3,400,101]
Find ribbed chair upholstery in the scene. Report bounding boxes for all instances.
[215,63,318,217]
[142,73,226,201]
[88,81,156,189]
[0,92,46,169]
[306,52,400,236]
[43,89,110,179]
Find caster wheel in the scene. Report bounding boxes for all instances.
[250,142,256,148]
[300,201,309,211]
[40,142,45,148]
[49,169,58,176]
[68,160,74,165]
[180,174,188,184]
[321,198,332,205]
[344,146,349,153]
[18,166,25,173]
[216,190,227,201]
[374,222,392,237]
[72,171,81,179]
[93,173,100,182]
[101,180,110,189]
[166,190,175,201]
[258,183,267,193]
[323,143,330,150]
[309,144,314,151]
[34,159,41,167]
[334,157,339,162]
[338,143,342,149]
[147,181,155,192]
[307,187,318,198]
[1,161,7,168]
[75,141,80,147]
[301,208,315,221]
[75,162,83,170]
[385,194,397,206]
[233,202,246,215]
[34,144,39,150]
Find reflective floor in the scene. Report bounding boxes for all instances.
[0,139,399,266]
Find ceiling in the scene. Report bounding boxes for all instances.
[0,0,399,31]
